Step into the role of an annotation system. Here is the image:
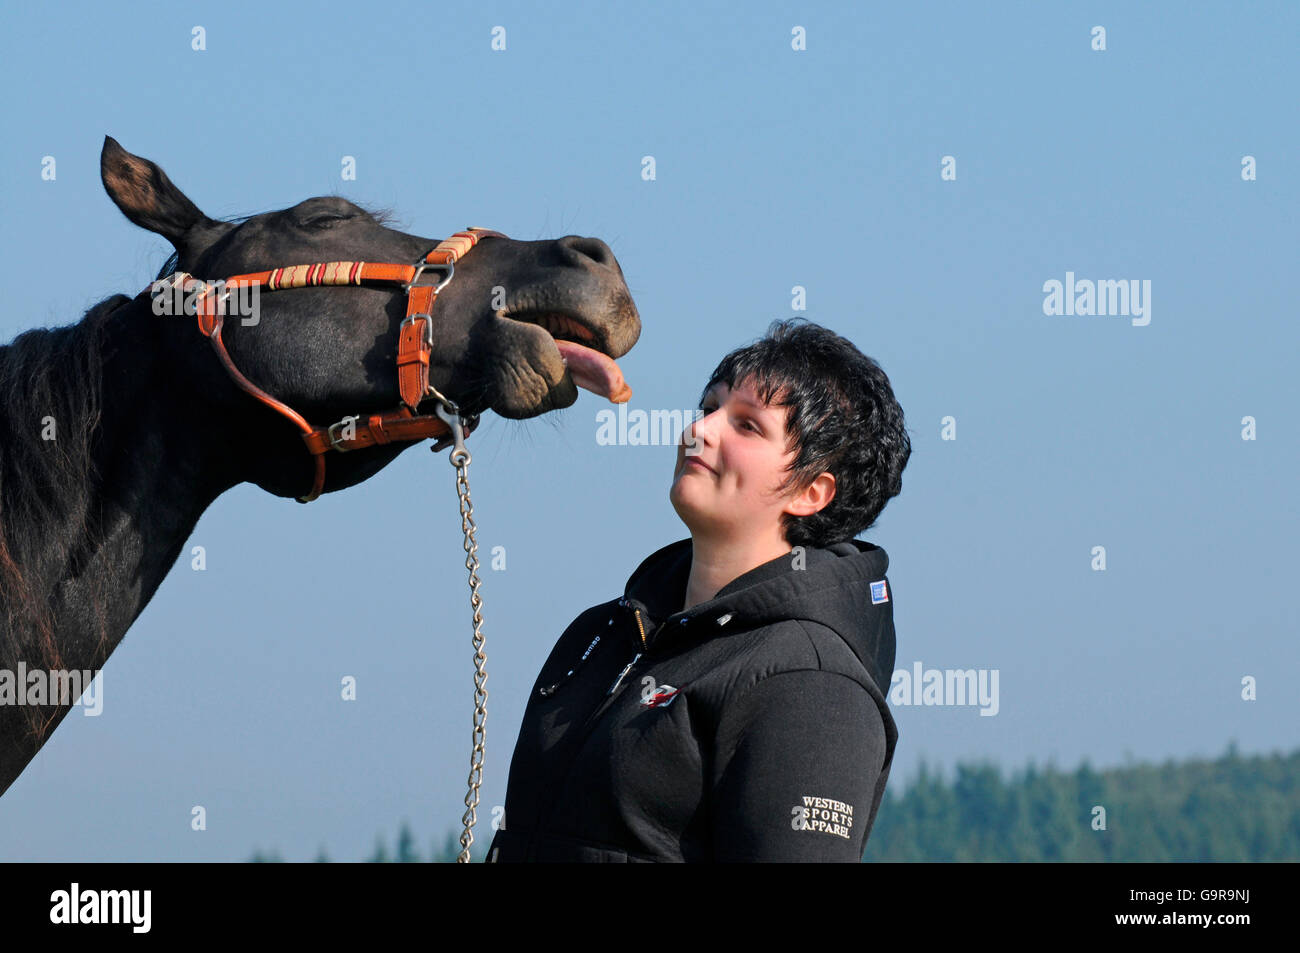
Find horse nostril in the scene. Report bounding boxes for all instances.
[556,235,616,268]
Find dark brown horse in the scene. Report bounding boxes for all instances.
[0,136,640,796]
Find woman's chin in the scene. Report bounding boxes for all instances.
[668,486,696,520]
[670,491,718,535]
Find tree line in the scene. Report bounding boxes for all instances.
[248,740,1299,862]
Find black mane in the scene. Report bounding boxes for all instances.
[0,293,130,682]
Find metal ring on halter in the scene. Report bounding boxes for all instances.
[402,257,455,294]
[424,382,460,417]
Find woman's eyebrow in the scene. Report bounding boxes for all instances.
[702,386,772,417]
[727,392,773,419]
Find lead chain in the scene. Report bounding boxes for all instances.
[449,444,488,864]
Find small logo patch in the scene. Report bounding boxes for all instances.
[640,681,679,708]
[790,795,855,839]
[870,580,889,604]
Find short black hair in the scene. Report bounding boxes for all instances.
[700,318,911,548]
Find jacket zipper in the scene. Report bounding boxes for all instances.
[606,604,647,694]
[536,602,648,699]
[633,606,647,649]
[571,604,656,742]
[534,600,659,843]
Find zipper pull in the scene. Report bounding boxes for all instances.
[607,652,643,695]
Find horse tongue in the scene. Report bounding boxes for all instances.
[555,339,632,403]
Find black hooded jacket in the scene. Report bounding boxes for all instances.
[485,535,898,862]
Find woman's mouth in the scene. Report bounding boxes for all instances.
[684,457,715,474]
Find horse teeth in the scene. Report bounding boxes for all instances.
[524,311,593,344]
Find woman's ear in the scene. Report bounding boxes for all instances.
[785,471,836,518]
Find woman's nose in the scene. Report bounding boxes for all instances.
[683,409,717,452]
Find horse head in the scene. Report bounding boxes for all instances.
[99,135,641,499]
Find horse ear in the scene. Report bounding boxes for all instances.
[100,136,214,246]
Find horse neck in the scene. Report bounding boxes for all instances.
[2,293,238,676]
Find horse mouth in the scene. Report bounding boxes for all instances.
[505,310,631,403]
[509,310,599,346]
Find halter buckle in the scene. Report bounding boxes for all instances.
[400,312,435,348]
[327,416,360,452]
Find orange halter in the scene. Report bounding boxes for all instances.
[147,227,504,502]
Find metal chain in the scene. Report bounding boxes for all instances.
[452,448,488,863]
[431,401,489,865]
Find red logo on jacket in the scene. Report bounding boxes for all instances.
[640,678,680,708]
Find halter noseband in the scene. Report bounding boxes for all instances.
[148,227,504,503]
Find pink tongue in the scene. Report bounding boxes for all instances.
[555,339,632,403]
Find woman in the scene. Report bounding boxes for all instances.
[486,318,911,862]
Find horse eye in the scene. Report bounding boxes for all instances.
[303,214,350,229]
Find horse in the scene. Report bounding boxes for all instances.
[0,136,640,797]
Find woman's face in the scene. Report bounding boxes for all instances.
[670,377,823,543]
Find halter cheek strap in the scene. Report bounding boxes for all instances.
[148,227,503,503]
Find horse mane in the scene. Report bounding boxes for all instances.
[0,291,133,685]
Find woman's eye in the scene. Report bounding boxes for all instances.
[699,404,758,433]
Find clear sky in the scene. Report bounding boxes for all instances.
[1,0,1296,861]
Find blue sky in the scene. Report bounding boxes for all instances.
[1,0,1296,861]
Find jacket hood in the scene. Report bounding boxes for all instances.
[622,537,895,694]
